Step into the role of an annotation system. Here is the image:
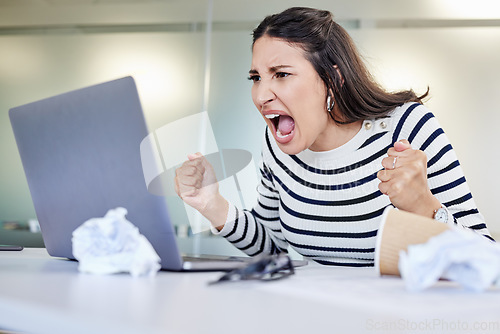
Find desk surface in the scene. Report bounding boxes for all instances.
[1,249,499,334]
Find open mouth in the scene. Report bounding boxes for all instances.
[265,114,295,139]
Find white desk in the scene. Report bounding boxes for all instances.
[1,249,499,334]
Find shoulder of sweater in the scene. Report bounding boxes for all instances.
[387,102,430,122]
[389,102,439,136]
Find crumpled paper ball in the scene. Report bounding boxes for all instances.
[399,227,500,292]
[72,207,161,277]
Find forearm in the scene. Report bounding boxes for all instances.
[201,194,229,231]
[212,202,288,256]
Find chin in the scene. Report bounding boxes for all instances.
[275,141,305,156]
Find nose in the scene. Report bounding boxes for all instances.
[253,80,276,108]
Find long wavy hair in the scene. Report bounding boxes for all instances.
[252,7,428,124]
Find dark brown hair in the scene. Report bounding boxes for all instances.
[252,7,428,124]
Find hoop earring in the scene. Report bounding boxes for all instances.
[326,95,334,112]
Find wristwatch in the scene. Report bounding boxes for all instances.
[433,205,449,223]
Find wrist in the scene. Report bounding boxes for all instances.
[202,194,228,231]
[414,192,442,219]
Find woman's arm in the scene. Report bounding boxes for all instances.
[175,153,289,255]
[174,152,228,229]
[378,139,442,218]
[378,103,492,240]
[211,160,289,256]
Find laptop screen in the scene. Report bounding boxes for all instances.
[9,77,184,270]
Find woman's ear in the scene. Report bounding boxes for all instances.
[334,64,345,86]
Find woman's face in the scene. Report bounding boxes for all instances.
[250,35,332,155]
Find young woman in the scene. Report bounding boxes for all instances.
[175,7,492,266]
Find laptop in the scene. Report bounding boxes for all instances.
[9,76,252,271]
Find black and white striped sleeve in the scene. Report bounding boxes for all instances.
[213,156,289,256]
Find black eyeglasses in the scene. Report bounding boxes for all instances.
[209,253,294,285]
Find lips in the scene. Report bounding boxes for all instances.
[264,111,295,144]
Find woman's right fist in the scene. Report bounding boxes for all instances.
[174,152,219,214]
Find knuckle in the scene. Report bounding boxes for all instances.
[400,172,413,184]
[193,158,203,166]
[185,166,197,175]
[378,183,385,192]
[392,182,403,195]
[416,150,427,160]
[189,176,201,186]
[408,160,423,173]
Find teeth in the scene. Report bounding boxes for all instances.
[276,129,292,138]
[265,114,280,119]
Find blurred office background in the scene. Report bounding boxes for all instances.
[1,0,499,252]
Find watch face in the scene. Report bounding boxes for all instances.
[434,208,448,223]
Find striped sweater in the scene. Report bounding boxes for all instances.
[214,102,492,266]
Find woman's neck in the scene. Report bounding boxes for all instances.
[309,119,363,152]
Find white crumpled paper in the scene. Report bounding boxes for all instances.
[399,227,500,292]
[72,207,161,277]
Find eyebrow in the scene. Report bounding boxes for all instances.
[249,65,292,75]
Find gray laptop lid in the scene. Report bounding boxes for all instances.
[9,77,186,270]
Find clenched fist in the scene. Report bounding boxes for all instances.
[377,140,441,218]
[174,153,228,230]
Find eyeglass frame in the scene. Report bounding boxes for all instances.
[209,253,295,285]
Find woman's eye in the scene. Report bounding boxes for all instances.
[247,75,260,83]
[275,72,290,79]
